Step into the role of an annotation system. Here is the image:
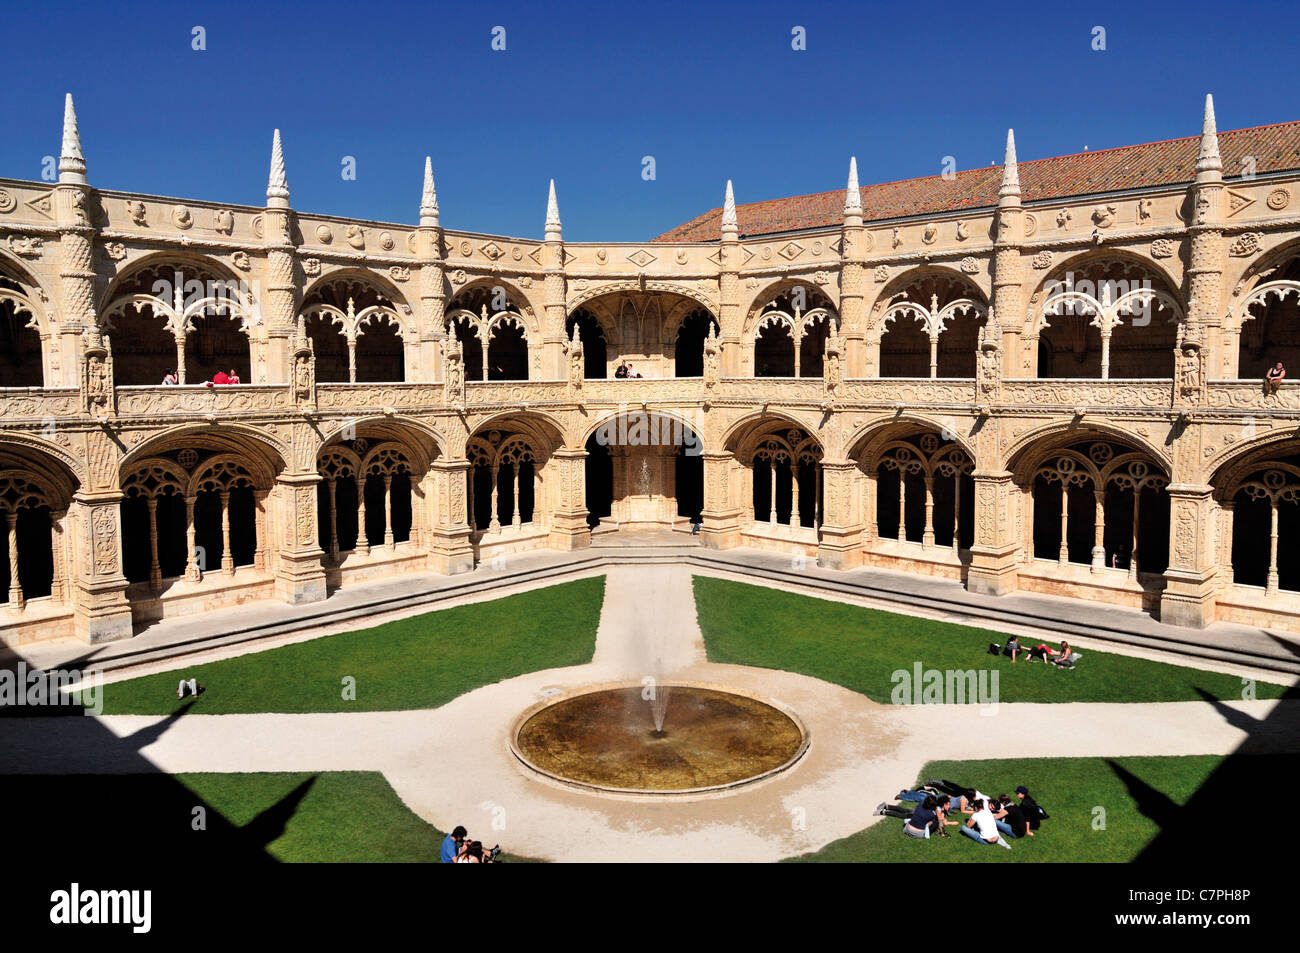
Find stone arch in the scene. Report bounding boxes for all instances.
[300,269,413,383]
[870,266,989,379]
[100,252,259,386]
[0,450,77,608]
[846,414,978,471]
[566,279,717,318]
[1207,435,1300,594]
[1001,418,1170,476]
[0,435,86,490]
[466,414,565,535]
[120,424,288,482]
[742,277,838,338]
[579,407,708,455]
[1025,251,1185,380]
[0,253,53,387]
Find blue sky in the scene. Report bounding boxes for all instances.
[1,0,1296,242]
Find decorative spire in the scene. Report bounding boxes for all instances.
[267,129,290,206]
[419,156,440,227]
[544,179,562,240]
[721,179,738,238]
[1196,93,1222,179]
[843,157,862,216]
[999,129,1020,200]
[58,93,87,184]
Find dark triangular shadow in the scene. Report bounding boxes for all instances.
[240,775,317,854]
[1105,758,1181,832]
[121,699,196,750]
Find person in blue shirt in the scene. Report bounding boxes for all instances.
[441,825,467,863]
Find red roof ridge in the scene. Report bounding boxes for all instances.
[679,118,1300,225]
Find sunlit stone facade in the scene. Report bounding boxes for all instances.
[3,95,1300,645]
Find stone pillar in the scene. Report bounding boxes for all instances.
[219,490,234,574]
[791,462,802,529]
[327,479,339,561]
[488,464,501,532]
[355,477,370,555]
[768,460,778,524]
[56,188,97,386]
[816,459,863,569]
[546,448,591,551]
[510,462,521,529]
[699,449,743,549]
[382,474,395,550]
[1129,488,1142,579]
[50,509,67,603]
[952,474,962,555]
[1267,500,1280,595]
[922,474,935,548]
[541,183,567,381]
[897,469,907,540]
[184,495,200,581]
[994,130,1025,377]
[272,473,327,604]
[425,459,475,574]
[69,494,134,643]
[146,497,161,592]
[1159,483,1220,628]
[6,511,22,609]
[1058,484,1070,566]
[1091,487,1106,572]
[965,470,1022,596]
[840,161,869,377]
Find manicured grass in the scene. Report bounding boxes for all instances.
[786,754,1279,863]
[0,771,538,862]
[95,576,605,714]
[693,576,1288,703]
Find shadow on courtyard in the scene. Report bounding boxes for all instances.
[0,649,315,865]
[1112,633,1300,864]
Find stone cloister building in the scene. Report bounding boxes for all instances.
[3,94,1300,644]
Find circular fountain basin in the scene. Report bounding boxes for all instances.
[511,684,809,796]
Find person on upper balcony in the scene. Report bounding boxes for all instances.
[1266,361,1287,395]
[615,360,629,378]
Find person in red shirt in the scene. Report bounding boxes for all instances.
[225,368,241,384]
[209,370,230,386]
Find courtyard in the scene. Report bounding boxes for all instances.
[2,559,1293,864]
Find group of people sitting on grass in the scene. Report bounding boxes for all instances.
[440,825,501,863]
[876,779,1048,848]
[988,636,1082,668]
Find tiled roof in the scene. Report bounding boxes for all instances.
[652,121,1300,243]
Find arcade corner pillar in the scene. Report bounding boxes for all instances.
[273,471,327,604]
[699,449,743,549]
[547,447,591,551]
[816,458,864,569]
[425,459,475,573]
[965,469,1022,596]
[1159,483,1219,628]
[69,492,133,643]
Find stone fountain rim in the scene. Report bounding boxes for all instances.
[507,678,812,800]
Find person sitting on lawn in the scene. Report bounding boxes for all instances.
[441,825,467,863]
[1016,786,1048,832]
[960,799,1010,849]
[1004,635,1022,662]
[903,795,946,839]
[992,793,1030,839]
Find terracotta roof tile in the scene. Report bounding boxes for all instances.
[652,121,1300,242]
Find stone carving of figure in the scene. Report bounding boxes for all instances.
[126,200,147,226]
[444,335,464,404]
[703,321,720,388]
[71,189,88,225]
[824,319,842,395]
[87,357,108,407]
[214,209,234,234]
[977,324,1001,397]
[563,326,584,391]
[1180,345,1201,394]
[295,354,312,398]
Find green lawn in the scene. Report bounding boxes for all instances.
[787,754,1278,863]
[93,576,605,714]
[0,771,537,862]
[693,576,1288,703]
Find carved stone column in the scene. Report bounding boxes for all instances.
[1091,487,1106,572]
[545,449,591,551]
[146,497,162,592]
[383,474,395,550]
[273,473,326,604]
[1160,483,1220,627]
[69,493,133,643]
[355,476,370,556]
[699,449,743,550]
[816,459,863,569]
[965,470,1022,596]
[425,459,475,574]
[50,509,67,603]
[6,511,22,609]
[922,474,935,548]
[184,495,200,581]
